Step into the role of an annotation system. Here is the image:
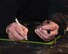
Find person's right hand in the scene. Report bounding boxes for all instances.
[6,22,28,41]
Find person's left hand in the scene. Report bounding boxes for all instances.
[35,20,59,41]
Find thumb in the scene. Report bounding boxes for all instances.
[41,26,53,30]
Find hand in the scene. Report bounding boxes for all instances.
[6,22,28,41]
[35,20,59,41]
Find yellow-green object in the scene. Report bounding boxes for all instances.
[0,35,61,45]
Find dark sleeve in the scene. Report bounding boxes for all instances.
[0,0,18,38]
[0,0,31,38]
[48,0,68,36]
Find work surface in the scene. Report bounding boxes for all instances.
[0,32,68,54]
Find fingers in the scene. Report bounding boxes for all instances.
[15,25,27,39]
[35,20,59,41]
[8,32,15,41]
[35,28,55,41]
[41,25,56,30]
[16,22,28,37]
[41,21,59,30]
[21,25,28,36]
[9,28,25,40]
[35,29,47,41]
[6,22,28,41]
